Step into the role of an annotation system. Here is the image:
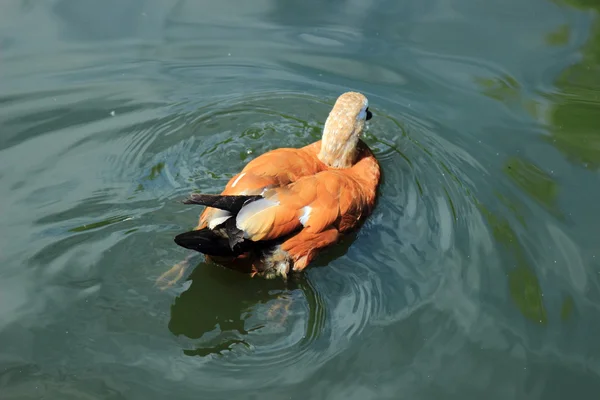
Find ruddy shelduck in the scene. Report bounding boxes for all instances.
[170,91,380,281]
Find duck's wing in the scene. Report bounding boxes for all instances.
[174,171,354,260]
[236,143,381,242]
[235,171,368,242]
[198,147,324,229]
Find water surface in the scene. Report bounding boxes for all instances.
[1,0,600,399]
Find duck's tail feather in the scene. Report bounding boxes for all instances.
[176,193,268,256]
[183,193,262,214]
[174,228,231,256]
[174,228,249,259]
[175,211,251,255]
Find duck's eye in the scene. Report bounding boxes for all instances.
[366,108,372,121]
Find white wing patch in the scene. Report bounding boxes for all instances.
[236,197,280,238]
[231,172,246,188]
[299,206,312,226]
[208,209,231,229]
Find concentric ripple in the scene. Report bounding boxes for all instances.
[85,89,497,390]
[0,83,518,391]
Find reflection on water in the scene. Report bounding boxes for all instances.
[503,156,562,217]
[1,0,600,399]
[547,2,600,170]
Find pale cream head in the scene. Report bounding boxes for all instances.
[318,91,372,169]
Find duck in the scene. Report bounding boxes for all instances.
[160,91,380,285]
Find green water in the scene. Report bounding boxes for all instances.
[1,0,600,398]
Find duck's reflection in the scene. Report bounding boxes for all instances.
[167,233,359,356]
[166,259,313,356]
[168,261,290,339]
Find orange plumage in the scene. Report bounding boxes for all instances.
[174,91,381,279]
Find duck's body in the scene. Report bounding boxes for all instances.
[173,92,380,280]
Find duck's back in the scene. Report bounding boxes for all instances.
[197,142,326,229]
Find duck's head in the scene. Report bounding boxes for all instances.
[318,91,372,169]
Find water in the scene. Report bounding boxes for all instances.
[1,0,600,398]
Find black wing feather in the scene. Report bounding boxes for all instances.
[183,194,262,214]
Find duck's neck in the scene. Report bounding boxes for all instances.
[317,132,359,169]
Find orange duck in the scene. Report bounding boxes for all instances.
[159,91,380,285]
